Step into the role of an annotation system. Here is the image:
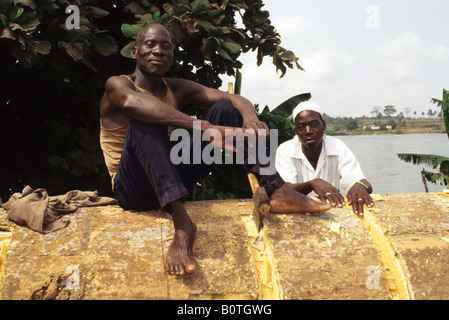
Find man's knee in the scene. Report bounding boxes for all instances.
[129,118,167,136]
[213,98,234,111]
[204,99,243,127]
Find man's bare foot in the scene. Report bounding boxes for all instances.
[269,183,332,213]
[165,223,197,276]
[165,200,197,276]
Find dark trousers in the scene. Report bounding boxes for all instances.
[113,99,284,211]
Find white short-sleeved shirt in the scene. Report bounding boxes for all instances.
[275,135,366,195]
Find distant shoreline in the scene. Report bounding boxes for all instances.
[327,130,446,136]
[324,117,446,136]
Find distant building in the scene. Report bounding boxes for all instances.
[364,125,381,131]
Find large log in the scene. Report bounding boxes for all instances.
[1,193,448,300]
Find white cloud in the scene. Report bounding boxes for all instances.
[430,45,449,60]
[301,50,355,81]
[271,15,314,40]
[375,32,427,80]
[375,32,449,83]
[221,2,449,118]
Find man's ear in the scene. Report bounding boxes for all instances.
[131,45,137,59]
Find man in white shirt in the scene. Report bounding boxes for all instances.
[275,101,374,216]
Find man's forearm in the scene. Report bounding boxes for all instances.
[227,94,259,124]
[121,92,212,131]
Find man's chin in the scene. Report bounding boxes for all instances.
[301,139,321,149]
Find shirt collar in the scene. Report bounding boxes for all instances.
[288,134,338,159]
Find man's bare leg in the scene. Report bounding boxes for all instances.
[164,200,197,276]
[270,183,332,213]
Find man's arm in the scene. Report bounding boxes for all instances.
[288,179,346,208]
[105,76,210,131]
[171,78,268,134]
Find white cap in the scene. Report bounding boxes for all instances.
[292,101,322,122]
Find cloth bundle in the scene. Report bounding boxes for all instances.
[2,186,117,234]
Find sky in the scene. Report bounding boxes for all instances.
[220,0,449,118]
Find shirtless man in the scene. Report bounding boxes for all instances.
[99,23,331,276]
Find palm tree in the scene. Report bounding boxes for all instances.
[397,89,449,191]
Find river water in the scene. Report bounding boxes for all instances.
[334,133,449,194]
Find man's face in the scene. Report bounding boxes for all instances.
[295,110,326,150]
[132,24,174,76]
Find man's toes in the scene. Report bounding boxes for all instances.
[175,266,185,276]
[185,261,196,274]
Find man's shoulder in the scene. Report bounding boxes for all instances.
[324,135,346,147]
[105,75,133,90]
[323,135,354,155]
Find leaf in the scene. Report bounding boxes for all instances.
[9,6,24,21]
[216,46,232,61]
[422,170,442,185]
[162,3,174,15]
[431,98,449,112]
[397,153,449,169]
[0,14,7,26]
[261,105,270,114]
[441,160,449,176]
[20,17,40,32]
[156,13,169,24]
[271,93,312,118]
[9,22,24,31]
[201,37,215,60]
[28,40,51,55]
[279,50,296,61]
[67,25,91,42]
[82,57,98,72]
[90,35,118,56]
[192,0,207,14]
[0,26,17,40]
[120,40,136,58]
[85,6,110,19]
[65,42,84,61]
[13,0,37,9]
[195,18,216,31]
[221,39,241,54]
[121,23,139,40]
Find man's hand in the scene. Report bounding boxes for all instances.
[203,124,257,153]
[243,119,270,140]
[347,180,374,217]
[309,179,346,208]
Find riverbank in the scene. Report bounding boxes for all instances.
[325,117,446,136]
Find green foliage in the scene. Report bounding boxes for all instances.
[258,93,311,142]
[397,89,449,188]
[0,0,118,70]
[383,105,397,117]
[118,0,302,88]
[0,0,302,201]
[430,89,449,139]
[397,154,449,169]
[330,117,359,132]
